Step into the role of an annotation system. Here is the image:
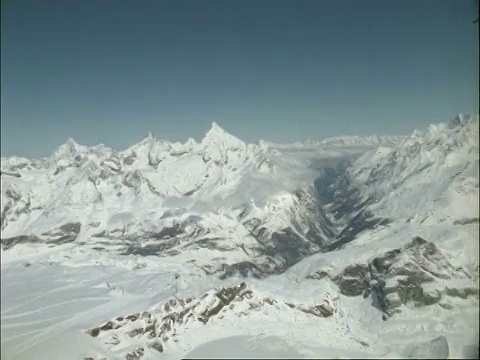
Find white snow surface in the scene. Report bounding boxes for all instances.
[1,114,479,359]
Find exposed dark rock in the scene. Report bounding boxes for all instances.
[356,339,370,347]
[122,239,180,256]
[309,236,478,319]
[298,303,334,317]
[1,171,21,178]
[152,223,184,240]
[43,222,82,244]
[122,171,143,189]
[132,263,147,271]
[164,249,181,256]
[128,328,144,338]
[198,283,247,323]
[438,302,454,310]
[306,269,330,280]
[99,321,116,331]
[125,347,144,360]
[453,218,479,225]
[333,264,370,296]
[262,297,276,305]
[149,340,164,353]
[126,314,140,321]
[183,189,197,196]
[145,322,156,337]
[219,262,266,279]
[371,249,402,273]
[123,152,137,165]
[5,189,22,201]
[445,287,479,299]
[87,327,100,337]
[183,237,232,251]
[268,229,311,266]
[1,234,42,250]
[217,282,246,304]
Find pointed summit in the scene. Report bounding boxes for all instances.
[205,122,226,137]
[65,138,79,147]
[448,113,465,129]
[147,130,155,139]
[143,131,156,142]
[58,137,81,152]
[202,122,245,149]
[52,138,85,158]
[134,131,158,147]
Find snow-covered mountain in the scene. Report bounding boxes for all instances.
[0,120,404,276]
[1,114,478,360]
[307,134,404,147]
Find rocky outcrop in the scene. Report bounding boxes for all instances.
[332,264,371,297]
[1,222,81,250]
[85,282,334,359]
[309,236,479,319]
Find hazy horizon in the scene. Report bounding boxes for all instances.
[2,113,479,161]
[1,0,478,158]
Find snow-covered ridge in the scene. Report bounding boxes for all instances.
[1,115,478,267]
[84,281,337,358]
[0,121,379,276]
[308,134,404,147]
[1,115,478,360]
[1,121,403,168]
[349,113,479,224]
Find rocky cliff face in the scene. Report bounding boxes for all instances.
[85,282,336,358]
[309,236,478,320]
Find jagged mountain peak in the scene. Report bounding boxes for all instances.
[60,137,82,151]
[65,137,79,147]
[397,114,479,149]
[145,130,156,141]
[123,131,167,156]
[52,137,86,158]
[202,122,245,148]
[447,112,474,129]
[136,131,158,146]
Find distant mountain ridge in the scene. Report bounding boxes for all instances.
[1,114,478,279]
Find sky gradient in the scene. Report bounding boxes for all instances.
[1,0,478,158]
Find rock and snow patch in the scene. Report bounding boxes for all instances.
[308,236,478,320]
[84,282,336,358]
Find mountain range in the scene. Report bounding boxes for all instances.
[1,114,478,359]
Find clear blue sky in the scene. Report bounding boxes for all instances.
[1,0,478,157]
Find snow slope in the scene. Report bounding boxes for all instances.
[1,114,479,359]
